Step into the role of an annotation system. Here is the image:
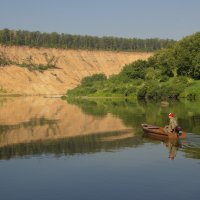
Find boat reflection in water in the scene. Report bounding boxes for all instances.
[143,132,182,160]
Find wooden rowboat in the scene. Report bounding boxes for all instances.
[141,124,187,139]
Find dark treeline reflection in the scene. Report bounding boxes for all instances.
[0,117,59,134]
[1,97,200,160]
[0,129,142,160]
[67,98,200,159]
[67,98,200,134]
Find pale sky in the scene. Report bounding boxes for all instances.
[0,0,199,40]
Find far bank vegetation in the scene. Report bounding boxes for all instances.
[66,32,200,100]
[0,28,175,52]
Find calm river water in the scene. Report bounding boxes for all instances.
[0,96,200,200]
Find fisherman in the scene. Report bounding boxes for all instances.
[164,113,178,134]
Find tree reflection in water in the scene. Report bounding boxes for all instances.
[0,96,200,160]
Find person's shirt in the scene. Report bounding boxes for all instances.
[169,118,177,132]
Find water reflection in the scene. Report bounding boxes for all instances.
[0,129,141,160]
[143,133,182,160]
[67,98,200,134]
[67,98,200,160]
[0,97,136,159]
[0,96,200,160]
[0,117,59,134]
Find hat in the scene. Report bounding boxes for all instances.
[168,113,174,117]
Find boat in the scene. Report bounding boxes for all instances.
[141,124,187,139]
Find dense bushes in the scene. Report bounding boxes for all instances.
[81,74,107,86]
[67,74,107,96]
[174,33,200,79]
[121,60,148,79]
[137,77,189,100]
[180,80,200,100]
[67,86,97,97]
[137,81,160,100]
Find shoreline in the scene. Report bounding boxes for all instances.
[0,93,64,98]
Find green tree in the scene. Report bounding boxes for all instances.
[0,28,176,52]
[175,32,200,79]
[121,60,148,79]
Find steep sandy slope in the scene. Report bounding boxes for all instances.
[0,45,152,95]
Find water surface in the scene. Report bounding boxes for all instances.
[0,97,200,200]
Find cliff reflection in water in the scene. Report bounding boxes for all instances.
[0,97,138,159]
[1,97,200,160]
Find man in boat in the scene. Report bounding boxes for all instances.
[164,113,178,134]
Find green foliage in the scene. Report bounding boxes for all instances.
[174,32,200,79]
[66,31,200,99]
[121,60,148,79]
[81,73,107,86]
[124,86,137,96]
[67,86,97,97]
[137,85,147,99]
[137,77,189,100]
[146,32,200,80]
[192,52,200,79]
[159,85,182,99]
[160,75,169,82]
[145,67,162,80]
[180,80,200,100]
[109,74,130,84]
[172,76,188,85]
[157,77,187,99]
[0,28,175,52]
[137,81,160,100]
[150,48,175,77]
[67,70,143,97]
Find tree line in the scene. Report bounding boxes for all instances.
[0,28,175,52]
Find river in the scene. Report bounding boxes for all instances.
[0,96,200,200]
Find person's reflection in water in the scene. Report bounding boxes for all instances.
[164,139,182,160]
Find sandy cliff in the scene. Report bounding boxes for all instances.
[0,45,152,95]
